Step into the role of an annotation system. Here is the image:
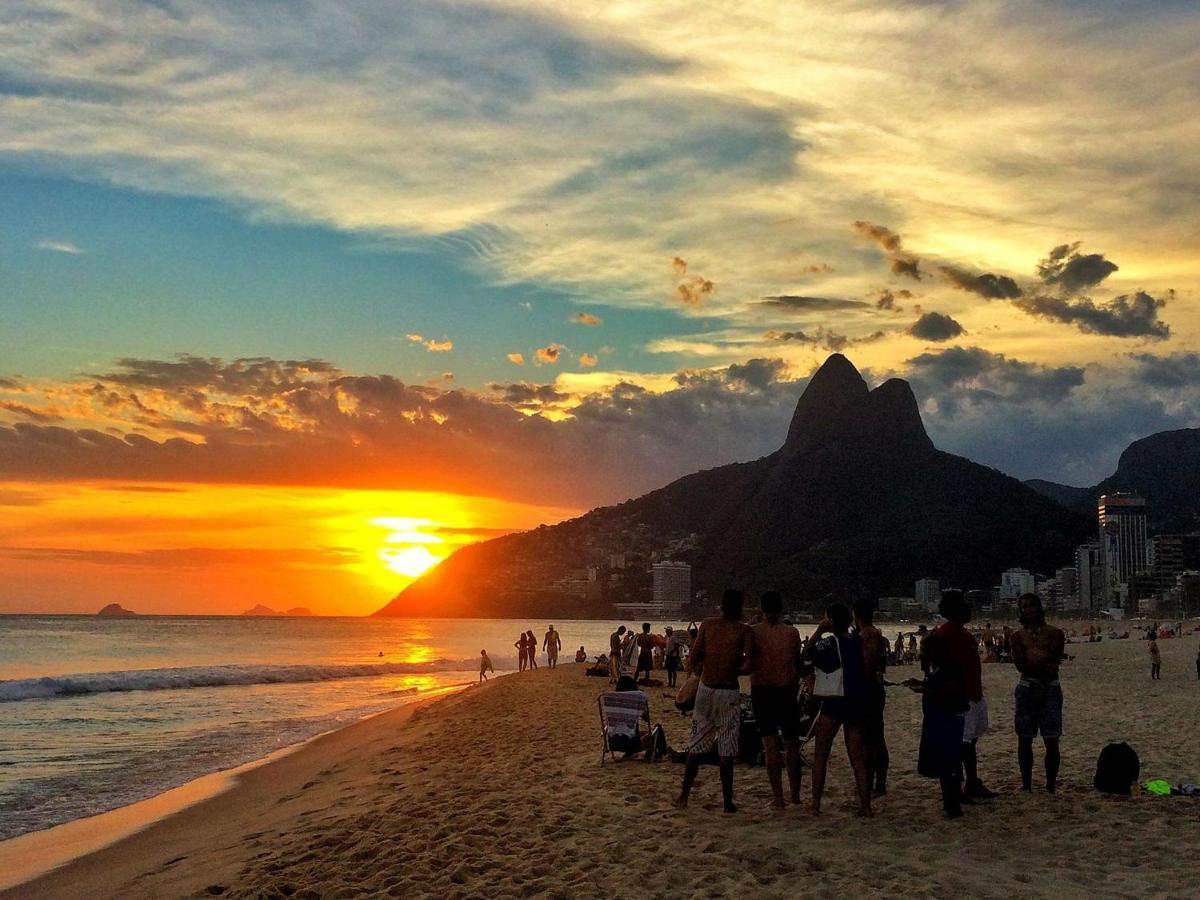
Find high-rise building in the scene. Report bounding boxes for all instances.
[651,561,692,608]
[914,578,940,610]
[999,567,1035,600]
[1075,542,1103,613]
[1098,493,1148,608]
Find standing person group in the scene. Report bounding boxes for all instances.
[662,586,1069,818]
[515,626,562,672]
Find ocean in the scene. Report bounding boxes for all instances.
[0,615,670,841]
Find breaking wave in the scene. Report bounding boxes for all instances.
[0,660,477,702]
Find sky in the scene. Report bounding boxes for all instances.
[2,0,1198,614]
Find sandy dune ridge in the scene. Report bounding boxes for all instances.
[6,632,1200,899]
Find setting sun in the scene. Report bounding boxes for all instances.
[381,545,443,578]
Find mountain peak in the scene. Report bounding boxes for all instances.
[784,353,869,448]
[783,355,932,457]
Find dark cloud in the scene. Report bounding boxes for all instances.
[759,295,868,312]
[1128,352,1200,389]
[0,401,62,423]
[677,275,715,306]
[724,358,790,391]
[1014,291,1170,340]
[908,312,965,342]
[874,289,912,312]
[0,377,22,390]
[488,382,567,405]
[936,265,1023,299]
[905,346,1085,412]
[853,221,921,280]
[1037,243,1119,292]
[764,328,887,352]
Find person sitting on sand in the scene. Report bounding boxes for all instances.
[750,590,804,809]
[1149,637,1162,680]
[609,626,626,683]
[906,633,968,818]
[514,633,528,672]
[675,589,752,814]
[1010,593,1066,793]
[576,646,588,664]
[479,650,494,683]
[543,625,562,669]
[634,623,655,684]
[602,676,666,760]
[804,602,872,818]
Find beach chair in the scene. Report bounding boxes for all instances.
[598,691,651,764]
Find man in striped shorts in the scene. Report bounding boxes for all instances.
[674,589,752,813]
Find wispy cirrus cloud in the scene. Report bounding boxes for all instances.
[34,239,83,255]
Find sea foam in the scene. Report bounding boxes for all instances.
[0,660,472,702]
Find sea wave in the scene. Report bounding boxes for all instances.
[0,660,475,702]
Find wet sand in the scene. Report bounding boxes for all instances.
[5,632,1200,899]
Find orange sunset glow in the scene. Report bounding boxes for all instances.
[0,482,578,616]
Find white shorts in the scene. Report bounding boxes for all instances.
[688,683,741,757]
[962,698,990,742]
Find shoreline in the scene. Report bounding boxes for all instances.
[0,683,470,897]
[6,638,1200,898]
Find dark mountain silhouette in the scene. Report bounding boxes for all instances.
[375,354,1092,617]
[1027,429,1200,532]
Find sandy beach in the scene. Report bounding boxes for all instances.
[6,629,1200,900]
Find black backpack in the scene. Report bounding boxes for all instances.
[1094,742,1140,795]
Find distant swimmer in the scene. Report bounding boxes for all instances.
[543,625,562,669]
[479,650,494,683]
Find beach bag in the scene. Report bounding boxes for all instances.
[812,636,845,698]
[1094,742,1139,795]
[675,674,700,713]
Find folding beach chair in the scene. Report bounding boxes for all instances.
[598,691,652,764]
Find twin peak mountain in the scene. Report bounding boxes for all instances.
[376,354,1092,617]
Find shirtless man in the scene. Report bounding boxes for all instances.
[675,589,752,813]
[634,622,655,684]
[1010,593,1066,793]
[854,598,890,796]
[750,591,804,809]
[543,625,562,669]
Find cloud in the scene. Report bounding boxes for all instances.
[569,312,603,326]
[676,275,715,307]
[853,221,921,280]
[936,265,1023,299]
[905,346,1085,412]
[34,239,83,255]
[908,312,965,342]
[1014,291,1170,340]
[1127,352,1200,389]
[672,257,688,277]
[764,327,887,352]
[1037,243,1119,293]
[578,353,599,367]
[488,381,567,405]
[535,344,562,364]
[506,352,525,366]
[407,334,453,352]
[759,296,868,312]
[874,289,912,312]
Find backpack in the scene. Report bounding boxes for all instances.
[1094,742,1140,795]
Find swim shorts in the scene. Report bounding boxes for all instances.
[818,696,865,727]
[689,682,740,757]
[751,685,802,740]
[1014,677,1063,738]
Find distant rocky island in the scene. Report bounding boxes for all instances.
[240,605,315,617]
[97,603,138,618]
